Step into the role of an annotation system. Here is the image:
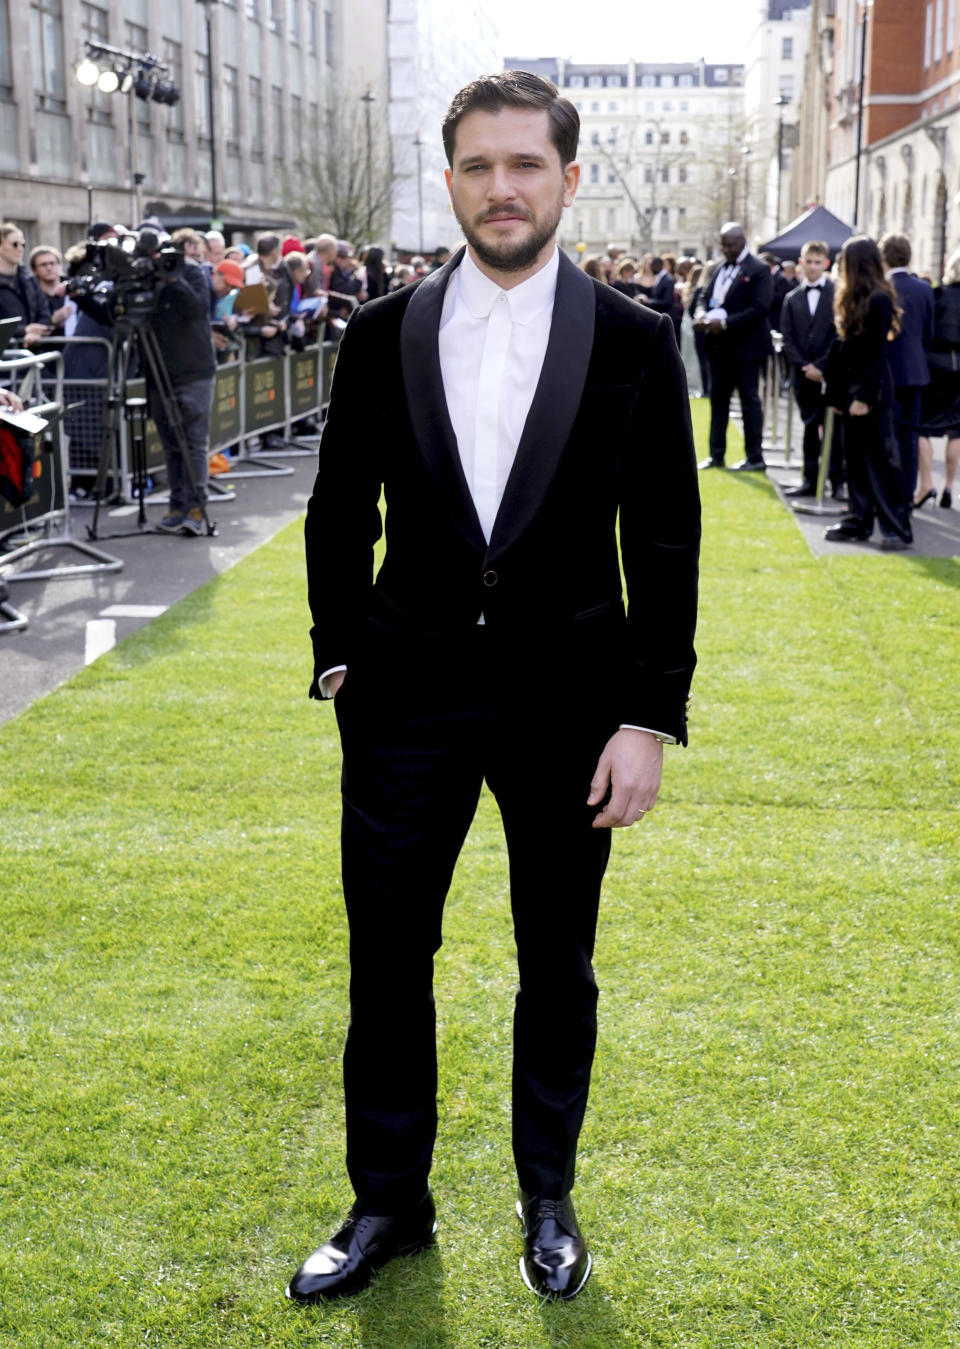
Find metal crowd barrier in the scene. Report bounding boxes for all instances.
[761,332,793,464]
[36,335,338,501]
[0,346,122,604]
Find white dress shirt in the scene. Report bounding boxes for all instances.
[320,248,676,743]
[708,244,749,324]
[803,279,825,316]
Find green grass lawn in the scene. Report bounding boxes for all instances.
[2,403,959,1347]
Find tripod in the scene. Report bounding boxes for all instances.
[88,315,216,540]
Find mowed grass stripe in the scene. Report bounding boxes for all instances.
[1,403,958,1347]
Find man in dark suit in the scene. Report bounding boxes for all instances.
[289,71,700,1305]
[880,232,934,498]
[694,222,773,471]
[779,239,844,498]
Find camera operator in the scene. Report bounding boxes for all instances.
[0,222,53,347]
[138,230,216,536]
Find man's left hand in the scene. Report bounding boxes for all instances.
[588,729,663,829]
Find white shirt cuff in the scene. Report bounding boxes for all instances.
[318,664,347,699]
[619,724,677,744]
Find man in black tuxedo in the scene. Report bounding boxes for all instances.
[694,223,773,472]
[779,240,844,498]
[880,232,934,498]
[289,71,700,1305]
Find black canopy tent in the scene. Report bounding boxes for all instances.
[758,205,854,262]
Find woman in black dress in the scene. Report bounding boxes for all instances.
[914,246,960,510]
[823,236,912,550]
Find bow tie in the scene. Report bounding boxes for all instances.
[807,282,823,290]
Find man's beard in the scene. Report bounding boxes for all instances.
[453,191,564,273]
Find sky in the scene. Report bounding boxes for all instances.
[484,0,761,67]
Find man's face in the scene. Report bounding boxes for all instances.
[182,238,203,259]
[720,231,745,263]
[445,107,579,274]
[801,252,827,284]
[206,237,224,262]
[31,252,60,286]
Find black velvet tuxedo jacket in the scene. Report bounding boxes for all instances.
[693,252,773,363]
[779,279,836,371]
[304,248,701,745]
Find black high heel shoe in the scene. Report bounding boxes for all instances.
[941,488,953,509]
[912,488,936,510]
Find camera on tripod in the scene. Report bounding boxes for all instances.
[67,231,184,326]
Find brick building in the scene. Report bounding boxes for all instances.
[825,0,958,273]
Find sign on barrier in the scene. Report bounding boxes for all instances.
[211,363,242,451]
[289,348,321,420]
[244,356,285,434]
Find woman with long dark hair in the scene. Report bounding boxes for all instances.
[823,236,912,549]
[914,246,960,510]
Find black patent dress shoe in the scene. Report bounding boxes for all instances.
[698,456,725,470]
[286,1192,437,1303]
[517,1191,591,1301]
[784,481,817,497]
[730,458,766,472]
[880,534,912,551]
[824,521,871,542]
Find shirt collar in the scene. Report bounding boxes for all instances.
[886,266,908,275]
[457,245,559,324]
[723,246,748,268]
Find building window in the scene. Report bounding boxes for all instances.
[679,100,689,111]
[249,74,263,157]
[608,168,616,183]
[288,0,300,42]
[590,129,600,145]
[714,67,728,82]
[679,164,688,183]
[644,129,653,144]
[661,74,674,87]
[323,0,332,65]
[195,51,211,142]
[125,20,150,130]
[246,0,259,19]
[291,93,303,168]
[607,100,617,111]
[645,100,654,111]
[224,64,240,152]
[569,74,584,87]
[269,0,282,32]
[164,39,184,137]
[590,101,600,111]
[81,2,112,123]
[661,165,669,183]
[644,165,653,183]
[934,0,944,59]
[0,0,13,98]
[678,73,693,86]
[641,74,655,87]
[680,129,689,144]
[307,0,317,52]
[660,206,669,229]
[779,75,794,101]
[661,129,670,144]
[607,207,616,229]
[782,36,793,59]
[949,0,956,51]
[662,100,672,112]
[590,162,599,183]
[606,74,621,86]
[272,84,284,163]
[924,2,933,65]
[588,74,602,87]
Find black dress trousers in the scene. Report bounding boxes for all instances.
[334,625,616,1215]
[708,354,764,464]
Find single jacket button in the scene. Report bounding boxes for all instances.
[482,569,498,587]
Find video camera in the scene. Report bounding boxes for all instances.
[67,230,184,324]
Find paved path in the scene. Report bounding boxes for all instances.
[730,391,960,559]
[0,454,317,726]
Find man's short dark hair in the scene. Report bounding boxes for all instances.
[651,256,663,272]
[257,232,281,258]
[442,70,580,168]
[880,232,911,269]
[800,240,829,259]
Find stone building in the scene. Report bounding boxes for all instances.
[0,0,349,251]
[507,56,746,259]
